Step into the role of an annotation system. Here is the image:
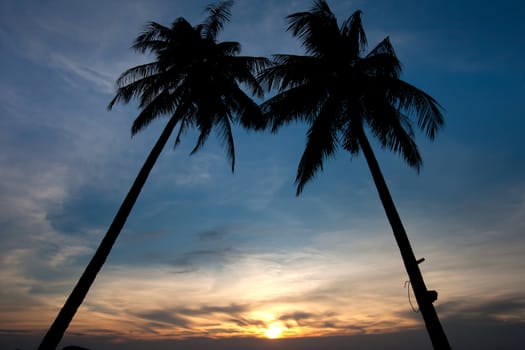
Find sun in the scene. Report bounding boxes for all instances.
[265,324,285,339]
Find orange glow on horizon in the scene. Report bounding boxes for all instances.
[264,323,286,339]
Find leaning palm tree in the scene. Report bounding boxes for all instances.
[258,1,450,348]
[38,2,268,349]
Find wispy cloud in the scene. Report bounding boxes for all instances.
[0,0,156,94]
[48,53,115,93]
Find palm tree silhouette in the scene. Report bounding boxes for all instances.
[38,2,268,349]
[258,1,450,348]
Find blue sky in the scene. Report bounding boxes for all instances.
[0,0,524,349]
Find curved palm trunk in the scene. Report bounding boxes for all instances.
[38,115,180,350]
[358,132,451,350]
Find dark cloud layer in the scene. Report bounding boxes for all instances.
[3,317,525,350]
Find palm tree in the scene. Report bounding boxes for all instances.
[258,1,450,348]
[38,2,268,349]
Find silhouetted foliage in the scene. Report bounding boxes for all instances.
[37,2,268,350]
[258,1,450,349]
[260,1,443,194]
[108,1,269,171]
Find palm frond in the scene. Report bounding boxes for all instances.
[341,98,364,154]
[295,97,340,194]
[216,41,241,56]
[114,62,163,87]
[340,10,367,57]
[367,36,395,57]
[174,114,190,147]
[108,70,179,112]
[365,98,422,170]
[227,56,270,97]
[190,115,213,156]
[132,21,173,53]
[359,37,401,77]
[286,0,340,57]
[138,77,183,110]
[388,119,421,170]
[131,90,179,135]
[215,112,236,171]
[342,127,360,154]
[386,79,445,139]
[108,75,161,110]
[258,55,324,91]
[357,53,401,78]
[189,94,228,156]
[109,64,183,111]
[261,83,327,132]
[202,0,234,40]
[222,82,266,130]
[240,56,273,75]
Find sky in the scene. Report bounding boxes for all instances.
[0,0,524,349]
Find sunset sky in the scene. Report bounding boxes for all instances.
[1,0,524,349]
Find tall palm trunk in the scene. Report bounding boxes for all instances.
[38,114,180,350]
[358,131,451,350]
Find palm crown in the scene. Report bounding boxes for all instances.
[109,0,269,171]
[259,0,444,193]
